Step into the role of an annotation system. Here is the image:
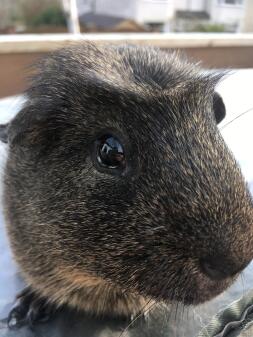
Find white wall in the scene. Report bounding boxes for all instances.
[136,0,174,23]
[95,0,137,19]
[209,1,245,25]
[175,0,188,10]
[77,0,137,18]
[175,0,206,11]
[76,0,92,14]
[191,0,206,10]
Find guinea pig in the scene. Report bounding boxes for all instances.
[1,42,253,328]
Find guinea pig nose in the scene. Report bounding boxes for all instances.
[200,257,242,280]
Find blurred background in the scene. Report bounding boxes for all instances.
[1,0,253,34]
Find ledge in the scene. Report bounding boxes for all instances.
[1,33,253,53]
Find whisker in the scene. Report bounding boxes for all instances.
[192,308,211,337]
[240,272,246,297]
[220,107,253,130]
[118,298,155,337]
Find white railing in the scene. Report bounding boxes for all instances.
[0,33,253,53]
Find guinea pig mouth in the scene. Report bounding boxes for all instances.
[139,267,237,306]
[176,275,236,305]
[149,254,248,305]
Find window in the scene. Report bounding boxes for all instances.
[219,0,243,4]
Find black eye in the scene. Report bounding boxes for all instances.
[96,134,126,170]
[213,92,226,124]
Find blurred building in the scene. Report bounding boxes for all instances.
[207,0,245,31]
[77,0,174,31]
[77,0,247,32]
[175,0,245,32]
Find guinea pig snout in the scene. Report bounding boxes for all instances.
[200,255,249,281]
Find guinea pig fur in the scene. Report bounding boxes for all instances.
[2,42,253,319]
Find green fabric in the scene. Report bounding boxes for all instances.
[196,290,253,337]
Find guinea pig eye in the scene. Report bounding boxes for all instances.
[213,92,226,124]
[96,135,126,170]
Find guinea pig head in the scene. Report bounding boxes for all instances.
[3,44,253,315]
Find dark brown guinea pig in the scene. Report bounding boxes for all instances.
[1,43,253,327]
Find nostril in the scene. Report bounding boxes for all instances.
[200,259,226,280]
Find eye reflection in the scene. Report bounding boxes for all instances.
[97,135,125,169]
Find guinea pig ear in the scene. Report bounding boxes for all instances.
[213,92,226,124]
[0,124,9,143]
[8,107,47,146]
